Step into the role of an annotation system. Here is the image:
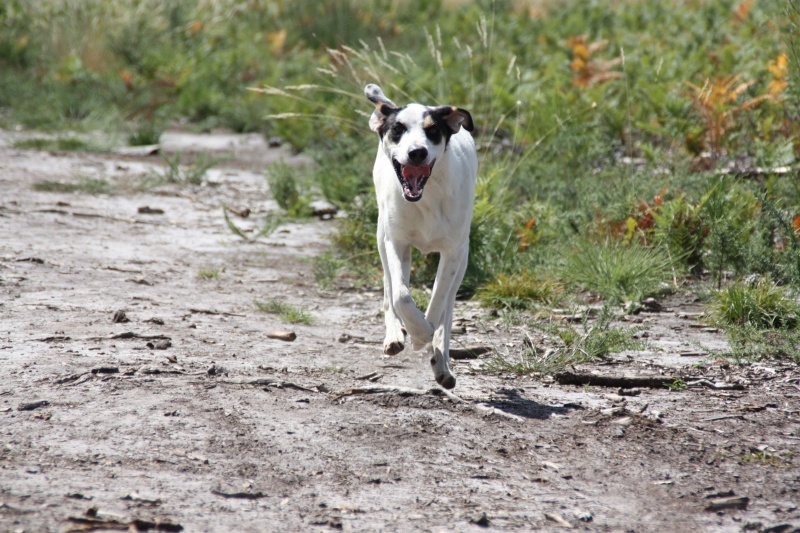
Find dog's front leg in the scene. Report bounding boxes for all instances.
[383,238,434,350]
[425,242,469,389]
[377,224,406,355]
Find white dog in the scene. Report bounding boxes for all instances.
[365,84,478,389]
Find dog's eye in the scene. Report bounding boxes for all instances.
[391,123,405,135]
[424,125,443,144]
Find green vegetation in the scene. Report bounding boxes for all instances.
[128,123,163,146]
[255,298,315,325]
[666,378,688,391]
[14,137,100,152]
[145,152,221,186]
[488,306,648,375]
[32,177,113,195]
[3,0,800,365]
[708,277,799,329]
[266,161,310,217]
[562,241,676,305]
[197,268,221,279]
[707,277,800,362]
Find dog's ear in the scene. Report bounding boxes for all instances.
[431,106,474,134]
[365,84,399,133]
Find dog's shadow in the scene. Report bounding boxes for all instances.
[480,388,580,420]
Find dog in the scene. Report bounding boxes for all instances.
[365,84,477,389]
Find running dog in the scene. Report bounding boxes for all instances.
[365,84,477,389]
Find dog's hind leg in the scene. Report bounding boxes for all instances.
[425,242,469,389]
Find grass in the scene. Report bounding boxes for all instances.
[32,177,113,195]
[665,378,688,391]
[477,272,564,310]
[266,160,309,217]
[128,123,162,146]
[255,299,314,325]
[707,277,799,330]
[145,152,222,187]
[706,277,800,363]
[14,137,100,152]
[741,451,790,467]
[223,207,285,242]
[197,268,221,280]
[562,241,677,306]
[487,306,648,375]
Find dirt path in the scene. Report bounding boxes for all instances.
[1,131,799,532]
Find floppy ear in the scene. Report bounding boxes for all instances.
[365,84,398,133]
[431,106,474,134]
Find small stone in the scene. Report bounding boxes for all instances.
[470,512,490,527]
[309,200,338,218]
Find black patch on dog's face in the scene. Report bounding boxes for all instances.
[378,106,406,142]
[422,110,452,147]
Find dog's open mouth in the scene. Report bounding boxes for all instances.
[393,159,434,202]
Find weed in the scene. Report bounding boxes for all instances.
[147,152,221,187]
[562,240,676,305]
[197,268,220,280]
[266,160,309,217]
[707,277,799,330]
[254,299,314,325]
[666,378,687,391]
[741,451,784,466]
[477,272,564,310]
[487,306,648,375]
[724,326,800,363]
[223,207,284,242]
[313,251,345,290]
[14,137,98,152]
[128,123,162,146]
[32,177,112,195]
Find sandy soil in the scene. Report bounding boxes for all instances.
[1,130,799,533]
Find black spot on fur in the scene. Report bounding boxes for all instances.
[425,108,459,147]
[378,105,405,142]
[423,122,443,145]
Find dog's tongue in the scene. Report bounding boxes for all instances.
[400,164,432,198]
[402,164,431,180]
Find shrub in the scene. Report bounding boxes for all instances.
[562,240,676,305]
[707,277,799,330]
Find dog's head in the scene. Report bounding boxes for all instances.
[365,84,474,202]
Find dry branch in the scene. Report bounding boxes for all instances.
[555,371,678,389]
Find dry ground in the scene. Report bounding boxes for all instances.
[1,130,799,532]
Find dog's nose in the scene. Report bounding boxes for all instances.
[408,147,428,165]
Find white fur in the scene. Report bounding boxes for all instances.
[365,84,478,389]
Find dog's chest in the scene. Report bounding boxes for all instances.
[388,195,471,254]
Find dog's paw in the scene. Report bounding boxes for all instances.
[383,339,405,356]
[435,372,457,390]
[430,351,456,389]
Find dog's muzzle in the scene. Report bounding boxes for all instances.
[393,159,435,202]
